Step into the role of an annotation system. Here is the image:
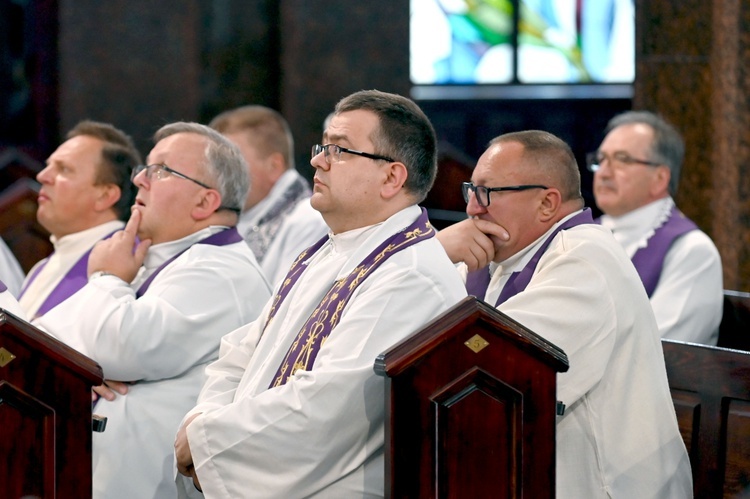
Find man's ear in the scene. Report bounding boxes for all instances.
[94,184,121,213]
[538,188,562,222]
[266,152,287,183]
[650,166,671,196]
[192,189,223,220]
[381,161,409,200]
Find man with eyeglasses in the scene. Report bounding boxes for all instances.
[591,110,722,345]
[437,130,692,498]
[174,90,466,497]
[35,122,272,499]
[209,105,328,287]
[18,120,140,320]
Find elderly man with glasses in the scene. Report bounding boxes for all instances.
[437,130,692,498]
[590,111,723,345]
[35,122,272,499]
[174,90,466,497]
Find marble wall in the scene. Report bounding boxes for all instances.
[40,0,750,289]
[635,0,750,290]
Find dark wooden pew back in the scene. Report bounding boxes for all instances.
[717,290,750,351]
[662,339,750,498]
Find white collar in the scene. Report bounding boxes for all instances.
[241,169,303,224]
[600,197,673,253]
[50,220,125,256]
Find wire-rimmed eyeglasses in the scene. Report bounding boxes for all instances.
[131,164,240,214]
[131,163,213,189]
[312,143,395,164]
[586,151,662,172]
[462,182,549,208]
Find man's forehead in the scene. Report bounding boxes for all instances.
[603,123,654,148]
[148,132,206,163]
[47,134,104,166]
[472,142,523,182]
[324,110,378,144]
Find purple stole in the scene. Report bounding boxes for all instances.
[0,280,7,293]
[267,208,435,388]
[628,206,698,297]
[465,209,594,305]
[19,230,119,319]
[135,227,243,298]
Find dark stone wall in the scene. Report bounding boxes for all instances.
[57,1,282,156]
[279,1,410,180]
[59,1,203,152]
[10,0,748,289]
[635,0,750,290]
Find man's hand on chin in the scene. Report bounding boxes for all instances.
[436,218,509,271]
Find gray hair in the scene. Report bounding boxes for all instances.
[606,111,685,195]
[334,89,437,203]
[490,130,584,207]
[154,122,249,212]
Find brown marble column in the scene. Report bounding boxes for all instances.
[635,0,750,291]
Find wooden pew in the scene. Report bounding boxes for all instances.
[376,297,568,498]
[717,290,750,351]
[0,177,51,273]
[423,141,472,230]
[0,309,103,498]
[662,339,750,497]
[0,147,44,189]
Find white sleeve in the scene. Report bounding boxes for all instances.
[183,317,266,419]
[186,264,463,497]
[649,231,723,345]
[498,244,618,407]
[262,201,329,287]
[0,238,25,297]
[36,249,270,382]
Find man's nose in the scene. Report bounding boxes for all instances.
[132,168,149,188]
[310,150,329,171]
[466,194,486,217]
[36,164,53,184]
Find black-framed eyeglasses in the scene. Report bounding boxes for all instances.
[462,182,549,208]
[586,151,662,172]
[312,143,395,164]
[131,164,241,214]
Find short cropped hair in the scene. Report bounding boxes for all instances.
[334,90,437,203]
[606,111,685,195]
[490,130,584,207]
[209,105,295,169]
[67,120,142,221]
[154,122,249,212]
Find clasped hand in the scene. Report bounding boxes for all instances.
[175,413,203,491]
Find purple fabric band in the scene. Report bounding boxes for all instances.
[465,267,492,298]
[0,280,7,293]
[494,208,594,306]
[629,206,698,297]
[267,208,435,388]
[21,230,119,319]
[136,227,243,298]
